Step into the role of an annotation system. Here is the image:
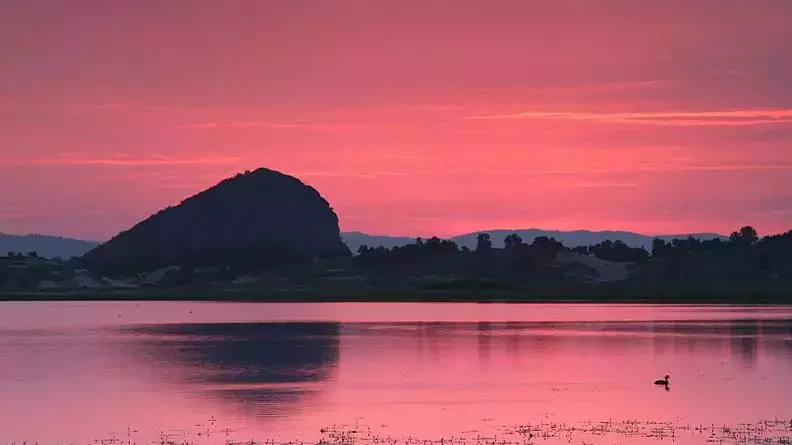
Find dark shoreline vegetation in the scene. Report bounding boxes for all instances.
[2,224,792,304]
[2,282,792,304]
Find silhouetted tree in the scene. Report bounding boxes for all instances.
[425,236,459,254]
[476,233,492,253]
[355,236,459,268]
[730,226,758,246]
[531,236,565,259]
[504,233,523,250]
[651,239,669,258]
[590,240,648,263]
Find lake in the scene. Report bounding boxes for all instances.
[1,302,791,445]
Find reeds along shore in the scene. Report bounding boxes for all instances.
[40,418,792,445]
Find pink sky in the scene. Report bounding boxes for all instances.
[1,0,791,240]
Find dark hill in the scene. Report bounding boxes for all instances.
[83,168,350,275]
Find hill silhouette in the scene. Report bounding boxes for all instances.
[82,168,350,275]
[0,233,98,259]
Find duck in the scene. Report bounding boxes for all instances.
[654,375,670,385]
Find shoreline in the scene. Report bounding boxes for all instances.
[1,285,791,304]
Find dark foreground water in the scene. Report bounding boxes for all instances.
[1,302,791,445]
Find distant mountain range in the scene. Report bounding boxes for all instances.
[342,229,725,252]
[0,233,99,259]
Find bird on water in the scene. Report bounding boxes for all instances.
[654,375,670,385]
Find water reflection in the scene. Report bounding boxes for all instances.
[124,317,792,429]
[129,322,340,417]
[477,321,492,362]
[328,319,792,365]
[3,304,792,444]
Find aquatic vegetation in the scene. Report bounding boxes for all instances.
[316,419,792,445]
[13,417,792,445]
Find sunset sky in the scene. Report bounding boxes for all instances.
[1,0,791,241]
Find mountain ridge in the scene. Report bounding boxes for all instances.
[0,233,99,259]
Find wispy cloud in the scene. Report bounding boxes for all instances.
[90,170,232,182]
[146,183,208,190]
[4,155,241,167]
[285,162,792,179]
[176,121,301,129]
[293,169,463,178]
[461,108,792,126]
[496,163,792,175]
[533,79,675,96]
[659,164,792,172]
[72,103,138,112]
[571,181,638,188]
[0,212,60,221]
[173,121,365,132]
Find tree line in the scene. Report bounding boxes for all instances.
[355,226,791,270]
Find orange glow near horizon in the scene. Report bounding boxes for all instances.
[1,1,791,240]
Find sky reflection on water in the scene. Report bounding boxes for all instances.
[0,303,790,444]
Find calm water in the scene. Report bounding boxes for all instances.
[1,302,791,445]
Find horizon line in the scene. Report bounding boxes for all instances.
[0,227,734,243]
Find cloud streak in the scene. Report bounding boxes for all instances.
[72,103,138,112]
[0,212,61,221]
[3,155,241,167]
[531,79,676,96]
[173,121,365,132]
[288,163,792,179]
[461,108,792,126]
[177,122,302,129]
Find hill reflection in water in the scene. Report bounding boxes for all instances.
[129,322,340,417]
